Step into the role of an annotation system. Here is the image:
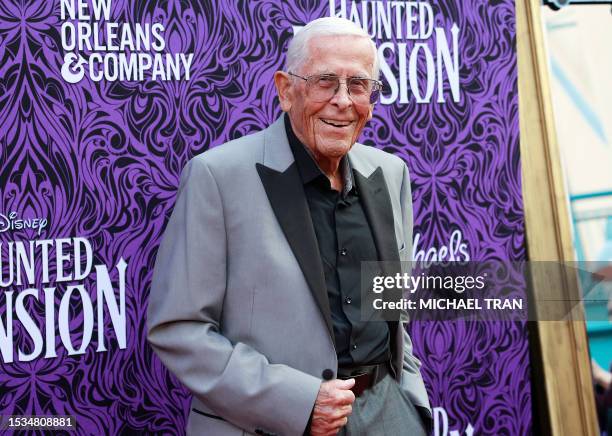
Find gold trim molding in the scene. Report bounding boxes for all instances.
[516,0,598,434]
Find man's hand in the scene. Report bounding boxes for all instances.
[310,378,356,436]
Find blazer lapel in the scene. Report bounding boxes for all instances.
[353,167,400,264]
[255,122,335,343]
[353,166,402,375]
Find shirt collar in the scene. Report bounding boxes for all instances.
[284,113,355,197]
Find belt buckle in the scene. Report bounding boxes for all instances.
[338,364,379,379]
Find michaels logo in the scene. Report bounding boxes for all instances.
[59,0,193,83]
[0,212,48,236]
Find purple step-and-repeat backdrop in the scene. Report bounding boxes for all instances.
[0,0,528,434]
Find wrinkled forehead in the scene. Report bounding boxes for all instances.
[302,35,376,76]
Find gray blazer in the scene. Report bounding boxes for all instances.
[147,117,430,436]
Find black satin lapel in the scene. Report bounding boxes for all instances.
[256,163,334,342]
[354,167,402,373]
[354,167,400,264]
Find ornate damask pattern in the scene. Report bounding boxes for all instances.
[0,0,528,434]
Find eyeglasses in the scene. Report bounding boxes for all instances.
[288,72,383,105]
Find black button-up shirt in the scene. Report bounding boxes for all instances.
[284,114,390,367]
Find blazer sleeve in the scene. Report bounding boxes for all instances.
[398,161,431,414]
[147,157,321,436]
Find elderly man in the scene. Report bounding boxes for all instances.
[147,17,431,436]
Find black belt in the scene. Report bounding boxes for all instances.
[337,363,389,397]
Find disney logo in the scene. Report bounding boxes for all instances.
[0,212,48,236]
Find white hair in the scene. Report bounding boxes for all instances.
[286,17,379,79]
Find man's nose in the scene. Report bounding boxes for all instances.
[330,83,353,109]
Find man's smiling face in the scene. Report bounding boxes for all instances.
[284,35,375,162]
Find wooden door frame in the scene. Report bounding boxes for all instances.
[516,0,599,434]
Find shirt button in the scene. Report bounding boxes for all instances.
[340,248,347,256]
[352,343,358,350]
[344,297,352,304]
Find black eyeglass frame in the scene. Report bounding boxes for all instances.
[287,72,384,104]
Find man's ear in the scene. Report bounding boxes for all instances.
[274,71,292,112]
[367,104,374,121]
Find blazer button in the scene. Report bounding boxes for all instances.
[322,368,334,380]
